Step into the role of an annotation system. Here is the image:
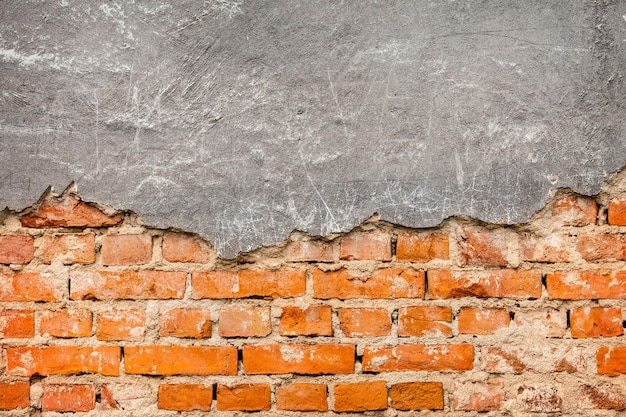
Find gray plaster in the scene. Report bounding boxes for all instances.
[1,0,625,257]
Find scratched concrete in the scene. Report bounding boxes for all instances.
[0,1,625,257]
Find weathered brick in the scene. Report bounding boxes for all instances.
[0,309,34,338]
[334,381,388,412]
[158,384,213,411]
[217,384,270,411]
[160,308,212,338]
[362,344,474,372]
[6,346,120,376]
[547,270,626,299]
[192,269,305,299]
[242,344,355,375]
[220,305,271,337]
[578,383,626,410]
[453,381,504,411]
[519,233,571,263]
[42,384,95,412]
[457,226,508,266]
[458,307,510,335]
[398,306,452,337]
[162,233,212,263]
[597,346,626,376]
[512,310,567,338]
[390,382,443,411]
[338,308,391,337]
[285,240,334,262]
[608,197,626,226]
[125,346,237,375]
[552,195,597,226]
[96,309,145,341]
[0,271,64,302]
[42,233,95,264]
[571,307,623,338]
[340,231,392,261]
[101,234,152,265]
[100,383,151,411]
[517,384,562,413]
[577,234,626,262]
[396,232,449,262]
[280,305,333,336]
[0,235,34,264]
[0,382,29,410]
[481,345,586,373]
[70,270,186,300]
[276,383,328,412]
[429,269,542,299]
[20,194,123,228]
[313,268,424,299]
[40,308,92,338]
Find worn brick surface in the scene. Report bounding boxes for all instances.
[313,268,424,299]
[0,234,34,264]
[40,308,92,338]
[0,309,34,338]
[125,346,237,375]
[276,383,328,411]
[101,234,152,265]
[243,344,355,374]
[362,344,474,372]
[96,309,146,341]
[162,233,213,263]
[280,305,333,336]
[396,232,449,262]
[42,384,95,412]
[160,307,212,338]
[334,381,388,412]
[217,384,271,411]
[453,381,505,411]
[398,306,452,337]
[338,307,391,337]
[390,382,444,411]
[340,231,392,261]
[158,384,213,411]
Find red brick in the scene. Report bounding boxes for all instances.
[608,197,626,226]
[285,240,334,262]
[40,308,92,338]
[517,384,562,413]
[125,346,237,375]
[42,384,95,412]
[398,306,452,337]
[338,308,391,337]
[160,308,212,338]
[101,234,152,265]
[340,231,392,261]
[457,226,508,266]
[577,234,626,262]
[96,309,145,341]
[70,270,186,300]
[578,383,626,410]
[334,381,388,412]
[220,305,270,337]
[429,269,542,299]
[100,383,151,411]
[6,346,120,376]
[396,232,449,262]
[162,233,212,263]
[458,307,510,335]
[242,344,355,375]
[481,345,586,373]
[158,384,213,411]
[597,346,626,375]
[0,271,64,302]
[512,310,567,338]
[313,268,424,299]
[0,235,34,264]
[0,309,34,338]
[547,270,626,299]
[42,233,95,264]
[552,195,597,226]
[453,381,504,411]
[280,305,333,336]
[362,344,474,372]
[192,269,305,299]
[519,233,571,263]
[390,382,443,411]
[276,383,328,412]
[217,384,270,411]
[20,194,123,228]
[0,382,29,410]
[571,307,623,338]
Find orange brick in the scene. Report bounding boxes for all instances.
[481,345,586,373]
[458,307,510,335]
[552,195,597,226]
[160,308,212,338]
[100,383,151,411]
[192,269,305,299]
[0,271,64,302]
[517,384,563,413]
[220,305,270,337]
[547,270,626,299]
[276,383,328,412]
[453,381,504,411]
[96,309,145,341]
[242,344,355,375]
[457,226,508,266]
[43,384,94,412]
[6,346,120,376]
[429,269,542,299]
[577,234,626,262]
[125,346,237,375]
[362,344,474,372]
[285,239,334,262]
[598,346,626,375]
[338,308,391,337]
[20,194,123,228]
[571,307,623,338]
[313,268,424,299]
[519,233,571,263]
[163,233,212,263]
[42,233,95,264]
[40,309,92,338]
[340,231,392,261]
[0,382,29,410]
[513,310,567,338]
[217,384,270,411]
[396,232,449,262]
[0,235,34,264]
[0,309,34,338]
[101,234,152,265]
[334,381,387,412]
[608,197,626,226]
[398,306,452,337]
[70,270,186,300]
[158,384,213,411]
[280,305,333,336]
[390,382,443,411]
[578,383,626,410]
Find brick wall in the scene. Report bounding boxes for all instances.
[1,179,626,414]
